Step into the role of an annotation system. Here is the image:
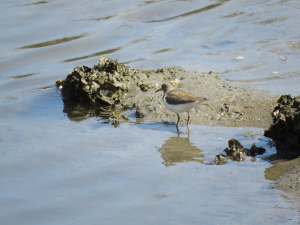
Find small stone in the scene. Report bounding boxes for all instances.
[171,79,180,86]
[235,56,245,60]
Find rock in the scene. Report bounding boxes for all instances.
[224,138,247,161]
[214,153,228,165]
[57,56,276,127]
[235,56,245,60]
[264,95,300,158]
[247,143,266,156]
[59,57,141,105]
[214,138,267,165]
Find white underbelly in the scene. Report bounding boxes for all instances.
[163,96,199,113]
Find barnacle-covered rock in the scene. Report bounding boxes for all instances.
[135,106,144,118]
[214,153,228,165]
[109,111,120,125]
[224,138,247,161]
[58,56,158,121]
[58,56,182,123]
[215,138,266,165]
[59,57,142,106]
[247,143,266,156]
[264,95,300,158]
[139,82,157,92]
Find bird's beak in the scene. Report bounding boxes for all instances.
[155,87,162,93]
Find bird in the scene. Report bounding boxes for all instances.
[155,83,207,131]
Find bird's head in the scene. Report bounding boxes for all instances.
[155,83,173,94]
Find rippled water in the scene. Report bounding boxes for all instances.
[1,0,300,224]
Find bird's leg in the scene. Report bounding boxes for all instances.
[187,111,190,126]
[176,113,180,131]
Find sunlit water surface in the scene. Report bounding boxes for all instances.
[1,0,300,224]
[1,88,299,224]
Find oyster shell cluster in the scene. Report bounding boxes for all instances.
[264,95,300,158]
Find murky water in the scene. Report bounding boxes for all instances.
[1,89,298,224]
[1,0,300,224]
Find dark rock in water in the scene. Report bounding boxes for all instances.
[56,56,141,106]
[214,153,228,165]
[225,138,244,152]
[56,56,184,123]
[264,95,300,158]
[247,143,266,156]
[215,138,266,165]
[224,138,247,161]
[135,106,145,118]
[56,56,159,121]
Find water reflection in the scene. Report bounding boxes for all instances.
[225,71,300,83]
[62,47,122,63]
[62,99,112,122]
[157,130,210,166]
[19,1,49,7]
[145,0,230,23]
[19,34,88,49]
[11,72,40,79]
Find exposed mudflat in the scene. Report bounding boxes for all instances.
[60,59,300,211]
[265,158,300,202]
[126,67,278,128]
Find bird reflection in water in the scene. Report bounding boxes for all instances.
[157,128,210,166]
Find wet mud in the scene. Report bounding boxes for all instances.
[58,56,300,205]
[57,56,278,128]
[265,158,300,202]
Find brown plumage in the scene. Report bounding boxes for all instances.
[155,83,207,131]
[164,89,206,105]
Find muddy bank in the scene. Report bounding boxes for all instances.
[128,70,277,128]
[265,158,300,201]
[57,56,300,206]
[263,94,300,203]
[57,56,277,128]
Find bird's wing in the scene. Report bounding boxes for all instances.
[165,90,206,105]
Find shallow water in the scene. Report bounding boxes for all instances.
[1,0,300,224]
[1,89,299,224]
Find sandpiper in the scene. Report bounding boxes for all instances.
[155,83,207,131]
